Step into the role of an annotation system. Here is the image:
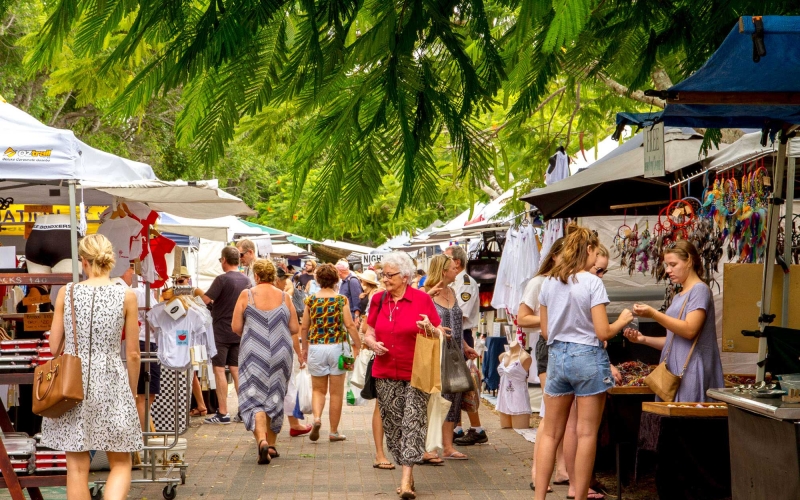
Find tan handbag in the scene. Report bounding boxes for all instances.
[644,297,698,402]
[32,285,90,418]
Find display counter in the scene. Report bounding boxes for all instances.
[708,388,800,500]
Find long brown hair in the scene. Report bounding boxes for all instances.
[548,224,600,284]
[664,240,704,280]
[536,237,566,277]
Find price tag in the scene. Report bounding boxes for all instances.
[24,313,53,332]
[672,208,684,218]
[763,176,771,187]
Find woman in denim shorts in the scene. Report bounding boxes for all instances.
[533,226,632,500]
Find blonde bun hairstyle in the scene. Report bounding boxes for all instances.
[252,259,277,284]
[79,233,116,276]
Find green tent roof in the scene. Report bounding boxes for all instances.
[240,220,317,245]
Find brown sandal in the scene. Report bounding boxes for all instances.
[257,440,271,465]
[189,408,207,417]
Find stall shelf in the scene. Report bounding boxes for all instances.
[0,372,65,500]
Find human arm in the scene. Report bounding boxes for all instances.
[299,304,311,363]
[633,302,707,341]
[48,287,66,357]
[540,306,548,341]
[124,290,141,396]
[363,324,388,356]
[350,279,363,317]
[623,328,667,350]
[231,291,248,336]
[285,293,300,336]
[463,340,478,360]
[341,298,361,353]
[590,304,633,342]
[517,303,540,329]
[610,364,622,385]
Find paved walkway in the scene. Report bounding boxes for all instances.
[6,385,577,499]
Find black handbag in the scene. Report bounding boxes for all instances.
[441,337,474,393]
[360,357,377,400]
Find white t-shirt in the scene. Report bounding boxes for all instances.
[520,275,545,338]
[452,269,480,330]
[97,217,143,278]
[538,272,609,347]
[147,305,207,370]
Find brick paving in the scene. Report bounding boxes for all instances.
[5,385,576,499]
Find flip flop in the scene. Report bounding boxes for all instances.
[373,462,396,470]
[567,492,604,499]
[553,479,570,486]
[309,420,322,442]
[420,457,444,466]
[441,451,468,460]
[257,440,271,465]
[529,483,553,493]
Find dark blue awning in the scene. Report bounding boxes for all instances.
[655,16,800,129]
[613,111,664,140]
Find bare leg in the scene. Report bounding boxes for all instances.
[254,412,267,445]
[442,421,466,458]
[400,465,415,494]
[532,372,546,485]
[104,451,133,500]
[556,437,568,483]
[571,394,606,500]
[534,393,574,500]
[136,394,156,430]
[311,375,328,423]
[229,365,240,397]
[373,403,390,464]
[466,409,481,427]
[191,373,207,412]
[65,452,91,500]
[564,399,579,495]
[212,366,229,415]
[328,373,346,434]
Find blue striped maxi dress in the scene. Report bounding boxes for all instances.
[238,290,294,434]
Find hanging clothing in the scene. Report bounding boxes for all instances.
[147,303,207,370]
[491,225,541,314]
[540,219,564,266]
[545,150,570,186]
[496,356,532,415]
[148,236,177,287]
[238,290,294,435]
[97,217,143,278]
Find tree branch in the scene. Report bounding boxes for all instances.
[596,72,665,108]
[49,92,72,126]
[651,67,673,91]
[490,86,567,136]
[565,83,581,148]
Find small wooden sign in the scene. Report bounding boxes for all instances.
[23,205,54,214]
[23,313,54,332]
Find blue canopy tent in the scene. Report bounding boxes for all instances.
[646,16,800,382]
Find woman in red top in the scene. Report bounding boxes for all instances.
[364,252,443,499]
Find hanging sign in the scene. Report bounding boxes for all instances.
[0,204,105,236]
[644,122,666,178]
[24,313,53,332]
[361,253,388,266]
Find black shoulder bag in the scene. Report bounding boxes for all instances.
[360,292,387,400]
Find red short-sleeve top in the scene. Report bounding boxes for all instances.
[367,286,441,381]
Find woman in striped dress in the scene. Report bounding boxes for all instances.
[232,259,301,464]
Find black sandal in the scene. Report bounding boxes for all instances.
[257,440,271,465]
[268,446,280,458]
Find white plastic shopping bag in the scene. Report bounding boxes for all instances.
[425,392,451,453]
[350,349,374,389]
[297,367,313,414]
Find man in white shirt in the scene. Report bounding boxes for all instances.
[444,245,488,446]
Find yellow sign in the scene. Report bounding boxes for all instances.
[0,205,105,236]
[23,313,54,332]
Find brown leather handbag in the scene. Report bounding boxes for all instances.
[32,285,88,418]
[644,296,698,402]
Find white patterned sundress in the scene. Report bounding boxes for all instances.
[41,283,143,452]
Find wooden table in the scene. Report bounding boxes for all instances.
[0,372,66,500]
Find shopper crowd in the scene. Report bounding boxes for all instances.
[41,227,725,500]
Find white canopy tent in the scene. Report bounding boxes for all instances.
[156,214,267,242]
[0,97,254,280]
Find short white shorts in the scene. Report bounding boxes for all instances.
[308,343,352,377]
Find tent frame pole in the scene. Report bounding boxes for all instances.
[757,132,791,382]
[782,156,796,326]
[68,181,80,283]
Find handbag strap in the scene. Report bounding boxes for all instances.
[662,293,700,377]
[61,283,80,356]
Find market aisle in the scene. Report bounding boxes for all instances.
[6,383,573,499]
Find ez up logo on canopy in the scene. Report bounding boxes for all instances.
[3,147,53,161]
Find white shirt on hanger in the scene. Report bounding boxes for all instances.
[147,304,207,370]
[97,217,143,278]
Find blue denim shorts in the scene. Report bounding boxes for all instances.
[545,341,614,397]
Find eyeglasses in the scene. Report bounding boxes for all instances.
[383,271,401,280]
[177,278,189,284]
[594,267,607,276]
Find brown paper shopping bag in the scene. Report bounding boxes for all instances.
[411,331,441,394]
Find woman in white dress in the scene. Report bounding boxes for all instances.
[41,234,143,500]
